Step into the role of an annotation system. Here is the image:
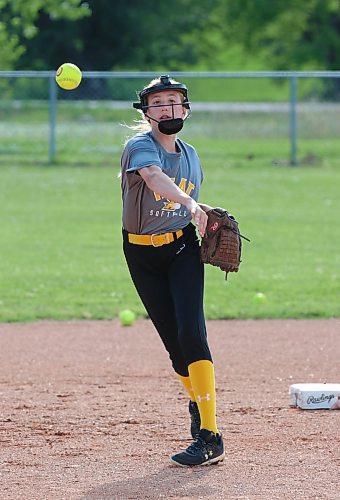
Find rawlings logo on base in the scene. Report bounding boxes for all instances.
[210,222,219,232]
[307,394,334,405]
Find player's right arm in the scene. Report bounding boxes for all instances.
[139,165,207,236]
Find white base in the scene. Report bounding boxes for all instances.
[289,383,340,409]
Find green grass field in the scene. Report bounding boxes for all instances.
[1,107,339,322]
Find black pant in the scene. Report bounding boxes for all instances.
[123,223,212,377]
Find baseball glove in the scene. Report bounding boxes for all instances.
[200,207,249,279]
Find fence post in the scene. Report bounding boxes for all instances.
[49,76,57,163]
[289,75,298,165]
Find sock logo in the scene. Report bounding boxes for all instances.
[197,393,210,402]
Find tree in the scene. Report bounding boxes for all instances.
[0,0,90,69]
[210,0,340,97]
[213,0,340,71]
[16,0,218,71]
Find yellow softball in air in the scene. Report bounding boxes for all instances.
[56,63,82,90]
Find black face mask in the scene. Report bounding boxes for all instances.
[156,118,184,135]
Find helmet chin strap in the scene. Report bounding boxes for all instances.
[145,103,190,135]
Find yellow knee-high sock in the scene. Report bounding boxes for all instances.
[188,360,218,434]
[177,375,196,402]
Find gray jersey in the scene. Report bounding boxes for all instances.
[121,131,203,234]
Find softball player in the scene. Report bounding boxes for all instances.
[120,75,224,466]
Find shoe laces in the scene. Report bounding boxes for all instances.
[186,436,207,456]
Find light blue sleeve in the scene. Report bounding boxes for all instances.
[125,134,162,173]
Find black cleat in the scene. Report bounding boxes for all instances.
[189,401,201,439]
[171,428,225,467]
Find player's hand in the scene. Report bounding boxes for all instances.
[187,200,208,237]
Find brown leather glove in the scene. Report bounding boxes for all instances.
[200,207,249,279]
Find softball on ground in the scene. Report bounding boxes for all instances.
[253,292,267,304]
[56,63,82,90]
[119,309,136,326]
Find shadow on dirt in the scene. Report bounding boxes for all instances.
[81,463,223,499]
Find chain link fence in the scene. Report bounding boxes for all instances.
[0,71,340,166]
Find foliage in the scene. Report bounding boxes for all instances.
[215,0,340,70]
[17,0,213,71]
[212,0,340,97]
[2,0,340,100]
[0,0,90,69]
[0,0,340,93]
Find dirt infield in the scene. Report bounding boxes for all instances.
[0,319,339,500]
